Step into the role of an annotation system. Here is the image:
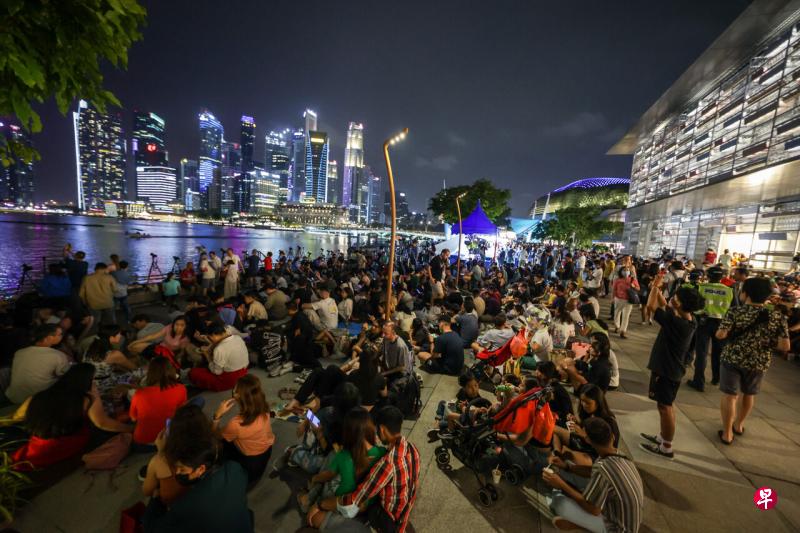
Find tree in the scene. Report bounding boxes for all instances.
[531,205,623,247]
[1,0,147,165]
[428,178,511,225]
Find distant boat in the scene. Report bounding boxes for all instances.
[127,231,151,239]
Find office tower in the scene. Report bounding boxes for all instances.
[73,99,127,211]
[397,191,410,223]
[132,111,167,167]
[237,115,256,212]
[304,109,318,133]
[342,122,364,208]
[305,131,329,203]
[0,122,35,206]
[289,129,305,201]
[368,174,383,224]
[251,169,281,215]
[265,130,290,202]
[179,159,198,209]
[221,141,240,215]
[136,166,177,212]
[327,160,340,205]
[198,110,223,199]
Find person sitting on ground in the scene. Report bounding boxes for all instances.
[559,333,614,393]
[535,361,573,427]
[5,324,70,404]
[417,313,465,376]
[212,374,274,486]
[336,406,420,533]
[427,373,491,442]
[83,324,143,401]
[408,318,431,356]
[132,314,167,340]
[471,313,514,354]
[11,363,132,471]
[345,347,385,411]
[380,322,413,384]
[525,314,553,364]
[393,302,416,336]
[129,315,190,360]
[262,279,289,321]
[550,306,576,349]
[238,292,268,327]
[454,298,480,347]
[338,286,354,323]
[142,404,253,533]
[188,322,249,392]
[130,357,188,451]
[577,304,609,339]
[544,417,643,533]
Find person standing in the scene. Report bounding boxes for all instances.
[222,260,240,300]
[199,253,216,296]
[687,266,733,392]
[716,277,789,444]
[79,263,116,326]
[639,273,704,459]
[611,266,639,339]
[111,260,133,324]
[245,249,260,289]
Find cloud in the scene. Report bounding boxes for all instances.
[415,155,459,171]
[544,112,609,138]
[447,132,468,147]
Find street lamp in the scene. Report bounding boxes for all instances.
[383,128,409,323]
[455,191,467,289]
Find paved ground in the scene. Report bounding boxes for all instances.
[9,298,800,532]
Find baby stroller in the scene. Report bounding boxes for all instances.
[469,327,528,385]
[433,386,552,507]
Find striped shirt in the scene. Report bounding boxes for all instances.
[583,454,644,533]
[343,436,420,532]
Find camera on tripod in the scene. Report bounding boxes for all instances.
[150,253,158,258]
[173,256,180,261]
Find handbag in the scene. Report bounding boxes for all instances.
[627,286,641,305]
[83,433,132,470]
[509,327,528,358]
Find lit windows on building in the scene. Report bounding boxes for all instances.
[305,131,329,203]
[198,110,223,197]
[136,166,177,212]
[0,122,35,206]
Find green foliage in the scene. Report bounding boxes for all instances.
[0,0,147,163]
[532,205,623,247]
[428,179,511,226]
[0,445,32,523]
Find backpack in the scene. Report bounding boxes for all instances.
[390,374,421,419]
[251,328,285,371]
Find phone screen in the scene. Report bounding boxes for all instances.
[305,410,320,428]
[165,418,172,435]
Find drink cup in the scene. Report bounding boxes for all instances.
[492,467,502,484]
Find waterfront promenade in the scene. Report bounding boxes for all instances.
[8,299,800,532]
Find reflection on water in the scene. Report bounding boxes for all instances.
[0,213,351,293]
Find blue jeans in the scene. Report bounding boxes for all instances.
[549,492,606,532]
[114,296,131,323]
[692,317,723,386]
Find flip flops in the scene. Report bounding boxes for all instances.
[718,430,733,445]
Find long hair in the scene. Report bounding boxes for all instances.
[342,407,376,476]
[590,332,611,360]
[170,315,188,339]
[84,324,123,362]
[26,363,96,438]
[145,357,179,390]
[579,384,615,422]
[234,374,269,426]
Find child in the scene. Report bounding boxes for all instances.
[427,373,491,442]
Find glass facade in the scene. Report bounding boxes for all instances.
[0,123,35,206]
[327,159,340,205]
[305,131,329,203]
[198,110,223,197]
[265,130,290,203]
[136,166,177,212]
[622,16,800,269]
[238,116,256,213]
[343,122,364,209]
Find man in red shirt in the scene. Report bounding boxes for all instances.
[264,251,273,272]
[338,406,420,532]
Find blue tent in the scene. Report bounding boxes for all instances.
[452,199,498,235]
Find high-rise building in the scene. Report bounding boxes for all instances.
[220,141,240,216]
[304,109,318,133]
[179,159,198,209]
[238,115,256,213]
[132,111,167,167]
[136,166,177,212]
[73,99,127,211]
[264,130,290,202]
[368,174,383,224]
[397,192,410,223]
[289,129,305,202]
[342,122,364,208]
[612,1,800,269]
[305,131,329,203]
[327,160,340,205]
[198,110,223,199]
[0,122,35,206]
[251,169,281,215]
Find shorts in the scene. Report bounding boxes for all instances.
[648,373,681,406]
[201,278,214,289]
[719,361,764,396]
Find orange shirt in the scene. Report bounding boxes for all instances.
[221,414,275,456]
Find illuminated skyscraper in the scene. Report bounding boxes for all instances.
[251,169,281,215]
[368,174,383,224]
[305,131,329,203]
[0,122,35,206]
[304,109,318,133]
[198,110,223,199]
[327,160,340,205]
[73,100,127,211]
[237,115,256,212]
[180,159,198,209]
[137,166,177,212]
[289,129,305,201]
[342,122,364,208]
[265,130,290,202]
[220,141,240,215]
[132,111,167,167]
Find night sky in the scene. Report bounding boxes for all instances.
[32,0,751,215]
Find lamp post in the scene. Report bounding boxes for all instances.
[455,192,467,289]
[383,128,408,323]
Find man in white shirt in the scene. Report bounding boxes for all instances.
[188,323,249,391]
[199,253,217,295]
[6,324,69,403]
[224,248,243,272]
[584,262,603,290]
[576,252,587,279]
[209,251,223,278]
[303,286,338,331]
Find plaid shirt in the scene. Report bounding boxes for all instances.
[343,436,420,532]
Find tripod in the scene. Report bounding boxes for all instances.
[146,254,164,284]
[171,256,182,276]
[16,264,35,295]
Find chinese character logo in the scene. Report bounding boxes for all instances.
[753,487,777,510]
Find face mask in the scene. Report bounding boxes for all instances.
[621,271,630,278]
[175,472,202,486]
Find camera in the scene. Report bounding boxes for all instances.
[22,264,33,272]
[150,253,157,258]
[173,256,180,261]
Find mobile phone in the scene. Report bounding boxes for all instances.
[165,418,172,435]
[305,410,320,428]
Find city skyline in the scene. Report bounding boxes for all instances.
[27,0,750,214]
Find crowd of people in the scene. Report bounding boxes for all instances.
[0,237,796,532]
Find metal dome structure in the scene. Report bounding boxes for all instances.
[551,177,630,193]
[529,177,630,219]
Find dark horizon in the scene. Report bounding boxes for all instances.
[30,0,751,215]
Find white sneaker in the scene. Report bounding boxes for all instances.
[277,361,294,376]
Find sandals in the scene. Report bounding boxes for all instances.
[278,387,297,400]
[733,426,745,436]
[718,430,733,445]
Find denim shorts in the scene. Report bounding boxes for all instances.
[719,361,764,396]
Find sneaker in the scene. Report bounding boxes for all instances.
[277,361,294,376]
[267,363,283,378]
[639,433,660,445]
[427,428,441,443]
[641,321,647,325]
[639,442,674,459]
[686,380,704,392]
[138,464,148,482]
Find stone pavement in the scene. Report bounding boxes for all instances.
[9,299,800,532]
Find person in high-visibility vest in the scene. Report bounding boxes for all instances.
[687,266,733,392]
